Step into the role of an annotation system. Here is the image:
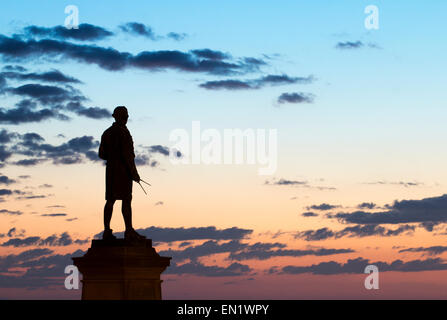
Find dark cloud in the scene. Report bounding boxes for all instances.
[199,74,314,90]
[228,246,354,261]
[199,79,253,90]
[5,130,100,166]
[399,246,447,256]
[40,213,67,217]
[357,202,376,209]
[191,49,230,60]
[119,22,158,40]
[279,257,447,275]
[0,105,66,125]
[335,41,364,49]
[419,221,440,232]
[0,248,85,289]
[1,69,81,84]
[166,32,187,41]
[2,65,27,72]
[0,209,23,215]
[160,240,248,262]
[0,70,110,123]
[1,232,88,247]
[8,83,84,105]
[16,194,47,200]
[165,261,252,277]
[296,227,335,241]
[0,35,265,75]
[364,181,423,188]
[0,174,15,185]
[132,145,181,167]
[307,203,340,211]
[302,211,318,217]
[332,194,447,225]
[296,224,415,241]
[265,178,307,186]
[95,226,253,243]
[23,24,113,41]
[277,92,314,104]
[148,145,170,156]
[13,158,46,166]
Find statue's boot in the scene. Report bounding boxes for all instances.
[102,228,117,241]
[125,228,146,242]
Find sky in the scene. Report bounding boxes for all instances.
[1,0,447,299]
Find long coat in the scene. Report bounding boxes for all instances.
[98,122,138,200]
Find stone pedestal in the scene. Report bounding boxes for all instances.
[72,239,171,300]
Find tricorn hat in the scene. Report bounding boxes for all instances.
[112,106,128,119]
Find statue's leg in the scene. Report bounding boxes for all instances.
[104,199,115,230]
[122,198,132,231]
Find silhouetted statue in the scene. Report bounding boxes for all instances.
[98,106,145,242]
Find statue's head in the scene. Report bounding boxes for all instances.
[112,106,128,124]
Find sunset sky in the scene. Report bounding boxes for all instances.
[1,0,447,299]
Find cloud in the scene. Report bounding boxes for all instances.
[166,32,188,41]
[0,248,85,289]
[40,213,67,217]
[165,261,252,277]
[119,22,158,40]
[1,232,88,247]
[0,174,15,185]
[0,105,66,125]
[160,240,249,262]
[265,178,307,186]
[265,178,335,191]
[332,194,447,225]
[0,68,110,124]
[295,224,415,241]
[119,22,188,41]
[302,211,318,217]
[228,246,355,261]
[277,92,314,104]
[335,41,364,49]
[1,69,81,84]
[3,129,100,166]
[95,226,253,242]
[199,74,314,90]
[364,181,423,188]
[357,202,376,209]
[296,227,335,241]
[0,34,265,75]
[0,209,23,215]
[6,227,25,237]
[148,145,170,156]
[399,246,447,256]
[279,257,447,275]
[199,79,253,90]
[22,24,113,41]
[307,203,340,211]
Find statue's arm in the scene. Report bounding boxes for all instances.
[98,134,107,160]
[121,133,140,182]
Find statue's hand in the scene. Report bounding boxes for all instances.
[133,173,140,183]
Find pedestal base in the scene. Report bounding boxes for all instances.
[73,239,171,300]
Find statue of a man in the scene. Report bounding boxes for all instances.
[98,106,145,241]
